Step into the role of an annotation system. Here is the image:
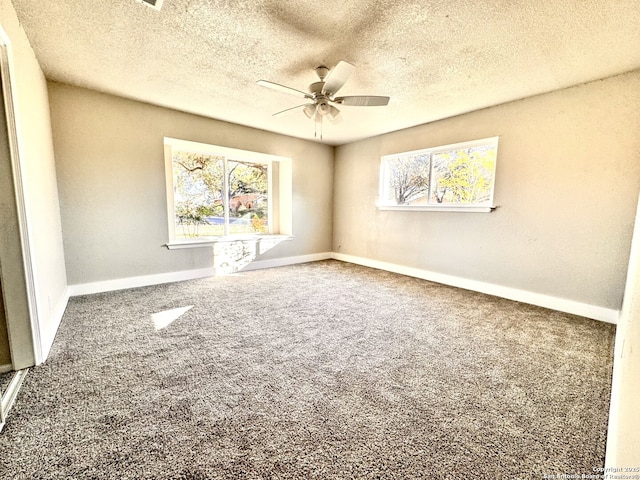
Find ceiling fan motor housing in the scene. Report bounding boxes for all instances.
[308,81,332,115]
[309,81,325,95]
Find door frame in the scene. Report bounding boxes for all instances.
[0,25,43,369]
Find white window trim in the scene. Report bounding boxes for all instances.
[165,234,293,250]
[377,205,496,213]
[378,136,499,212]
[164,137,292,248]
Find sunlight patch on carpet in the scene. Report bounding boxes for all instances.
[151,305,193,330]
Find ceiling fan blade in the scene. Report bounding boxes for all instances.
[257,80,311,99]
[272,103,311,117]
[333,95,390,106]
[322,61,355,96]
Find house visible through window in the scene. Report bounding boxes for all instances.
[379,137,499,211]
[164,138,292,242]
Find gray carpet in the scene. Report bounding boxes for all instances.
[0,260,615,479]
[0,371,11,394]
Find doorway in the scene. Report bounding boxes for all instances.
[0,28,41,430]
[0,30,40,373]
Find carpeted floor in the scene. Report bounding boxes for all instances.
[0,371,11,394]
[0,260,615,479]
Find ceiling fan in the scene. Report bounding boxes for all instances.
[257,61,390,138]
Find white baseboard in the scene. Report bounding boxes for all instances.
[68,267,217,297]
[242,252,333,272]
[65,251,618,323]
[331,253,619,324]
[67,252,334,297]
[0,368,28,433]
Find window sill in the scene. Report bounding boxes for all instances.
[377,205,497,213]
[165,234,293,250]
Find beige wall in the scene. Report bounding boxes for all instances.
[48,83,334,285]
[334,71,640,311]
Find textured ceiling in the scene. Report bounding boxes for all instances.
[11,0,640,145]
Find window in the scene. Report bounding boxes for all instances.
[378,137,499,212]
[164,138,292,244]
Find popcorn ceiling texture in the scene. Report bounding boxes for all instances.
[11,0,640,145]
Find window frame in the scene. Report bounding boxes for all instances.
[377,136,499,212]
[164,137,292,248]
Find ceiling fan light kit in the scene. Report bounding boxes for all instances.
[303,104,316,119]
[257,61,390,139]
